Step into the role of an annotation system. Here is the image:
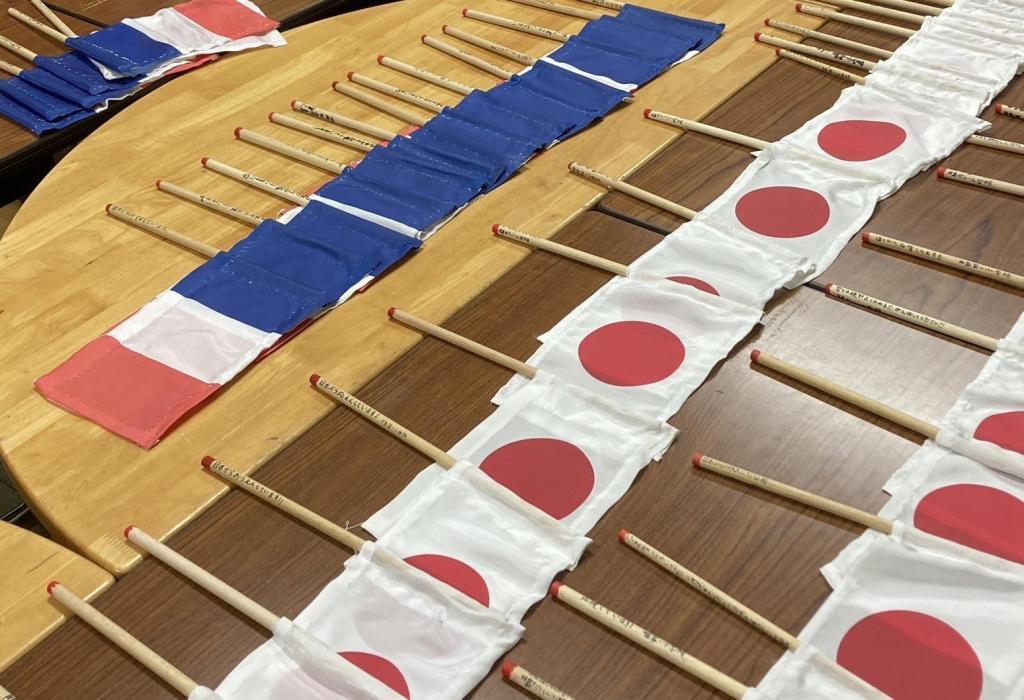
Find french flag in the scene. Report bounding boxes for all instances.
[67,0,282,77]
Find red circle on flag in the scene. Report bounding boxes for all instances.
[817,119,907,162]
[973,410,1024,455]
[480,437,595,520]
[666,275,720,296]
[339,651,411,698]
[403,553,490,607]
[734,186,831,238]
[837,611,983,700]
[577,321,685,386]
[915,483,1024,565]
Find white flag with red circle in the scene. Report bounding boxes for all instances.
[492,276,762,421]
[628,216,810,308]
[864,58,994,117]
[292,543,522,700]
[363,459,590,622]
[746,644,888,700]
[934,6,1024,61]
[879,440,1024,568]
[777,84,986,192]
[802,529,1024,700]
[936,345,1024,479]
[699,144,891,284]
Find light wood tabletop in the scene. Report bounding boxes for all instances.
[0,0,821,576]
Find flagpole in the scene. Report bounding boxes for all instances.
[346,71,447,113]
[462,9,571,43]
[332,80,425,126]
[618,530,801,649]
[47,581,202,697]
[500,0,602,20]
[30,0,75,38]
[862,232,1024,290]
[569,161,698,218]
[155,180,264,226]
[749,349,941,439]
[493,224,630,276]
[814,0,926,24]
[0,681,13,700]
[441,25,537,66]
[201,157,310,206]
[756,32,876,71]
[377,54,474,95]
[776,48,867,83]
[643,110,768,151]
[795,3,916,37]
[7,8,71,44]
[572,0,624,11]
[105,204,221,258]
[764,18,894,58]
[422,34,515,79]
[501,661,577,700]
[269,112,376,153]
[235,127,346,173]
[938,167,1024,198]
[549,582,749,699]
[996,104,1024,121]
[0,34,40,62]
[386,307,538,378]
[291,100,399,141]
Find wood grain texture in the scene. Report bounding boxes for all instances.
[56,0,353,27]
[0,0,815,574]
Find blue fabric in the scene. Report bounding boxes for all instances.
[284,200,421,274]
[383,137,499,191]
[618,5,724,51]
[413,113,537,186]
[350,148,482,209]
[511,61,629,118]
[577,15,701,65]
[226,220,375,303]
[66,23,181,77]
[0,93,92,135]
[171,253,329,334]
[0,76,82,120]
[315,176,449,232]
[37,52,141,96]
[466,84,589,142]
[18,66,121,109]
[547,37,665,86]
[445,91,564,149]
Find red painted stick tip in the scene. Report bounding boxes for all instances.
[491,223,501,235]
[442,24,449,32]
[764,18,771,26]
[775,48,781,56]
[861,230,870,243]
[420,34,428,43]
[47,580,60,595]
[501,660,518,679]
[201,156,210,167]
[104,203,114,214]
[936,167,947,179]
[267,111,276,122]
[346,70,355,81]
[309,373,321,386]
[549,581,563,598]
[233,126,243,139]
[795,2,803,10]
[290,98,298,110]
[461,7,469,16]
[387,306,396,318]
[154,180,162,189]
[754,31,763,41]
[617,528,630,544]
[201,455,215,470]
[692,452,704,468]
[995,103,1004,114]
[376,54,385,64]
[123,525,135,540]
[750,349,762,363]
[642,107,652,119]
[825,282,834,294]
[331,80,340,89]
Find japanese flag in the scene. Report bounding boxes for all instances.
[864,58,994,117]
[880,441,1024,567]
[628,216,810,308]
[493,276,762,421]
[700,144,890,285]
[886,32,1018,96]
[363,460,591,622]
[212,618,406,699]
[801,529,1024,700]
[745,644,888,700]
[778,84,985,191]
[936,345,1024,479]
[293,543,522,699]
[934,7,1024,62]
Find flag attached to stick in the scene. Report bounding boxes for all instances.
[747,644,888,700]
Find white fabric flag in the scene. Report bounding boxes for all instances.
[932,7,1024,63]
[746,644,889,700]
[213,618,406,699]
[884,32,1018,99]
[363,459,590,622]
[699,143,891,285]
[294,543,522,700]
[864,58,994,117]
[880,440,1024,567]
[493,276,762,421]
[778,84,986,192]
[998,309,1024,355]
[936,346,1024,479]
[628,216,810,308]
[801,529,1024,700]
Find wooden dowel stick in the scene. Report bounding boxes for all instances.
[332,80,424,126]
[965,134,1024,157]
[8,8,68,44]
[387,307,538,379]
[235,128,345,173]
[756,32,876,70]
[125,526,279,631]
[201,157,309,206]
[0,34,39,61]
[269,112,375,152]
[750,349,940,438]
[292,100,398,142]
[442,25,536,66]
[494,223,630,276]
[0,681,13,700]
[47,582,199,696]
[996,104,1024,121]
[310,374,458,469]
[764,19,893,58]
[938,166,1024,198]
[777,48,867,85]
[0,58,24,75]
[573,0,623,10]
[825,283,999,351]
[202,457,366,552]
[619,530,800,649]
[422,34,514,79]
[862,231,1024,290]
[568,161,698,220]
[643,109,769,150]
[155,180,263,226]
[501,662,575,700]
[819,0,926,24]
[462,9,570,42]
[795,3,915,37]
[843,0,940,15]
[30,0,75,37]
[347,71,447,113]
[501,0,601,20]
[106,204,220,258]
[377,54,473,95]
[693,454,895,534]
[550,583,748,699]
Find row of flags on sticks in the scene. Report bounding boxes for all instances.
[0,0,284,135]
[22,0,1024,698]
[34,4,726,449]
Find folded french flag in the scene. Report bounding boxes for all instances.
[67,0,283,78]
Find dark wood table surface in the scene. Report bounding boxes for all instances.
[4,13,1024,700]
